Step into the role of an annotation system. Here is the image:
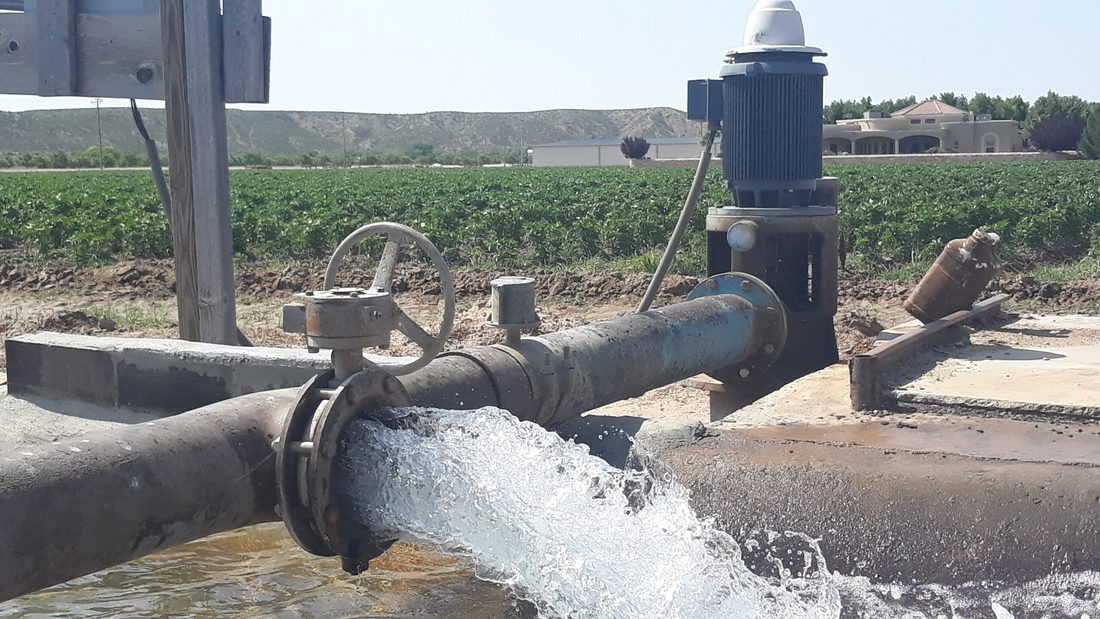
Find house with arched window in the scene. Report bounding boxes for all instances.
[822,100,1023,156]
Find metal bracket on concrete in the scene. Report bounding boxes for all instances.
[849,294,1009,411]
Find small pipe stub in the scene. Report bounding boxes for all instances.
[275,365,411,575]
[487,276,540,344]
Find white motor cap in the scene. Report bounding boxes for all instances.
[732,0,823,55]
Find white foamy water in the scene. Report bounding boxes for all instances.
[335,406,840,619]
[335,407,1100,619]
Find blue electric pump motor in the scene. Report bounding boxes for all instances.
[688,0,840,386]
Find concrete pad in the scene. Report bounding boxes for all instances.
[888,314,1100,419]
[715,363,856,428]
[0,384,159,446]
[657,425,1100,585]
[5,332,411,415]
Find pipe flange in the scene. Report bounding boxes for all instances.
[688,272,788,384]
[276,366,411,573]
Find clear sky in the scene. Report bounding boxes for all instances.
[1,0,1097,113]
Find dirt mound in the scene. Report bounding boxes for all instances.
[835,308,886,357]
[0,254,702,305]
[40,310,118,334]
[992,277,1100,308]
[838,278,910,303]
[0,260,173,297]
[239,261,700,303]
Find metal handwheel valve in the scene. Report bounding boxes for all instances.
[282,222,456,380]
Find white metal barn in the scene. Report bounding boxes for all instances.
[529,137,711,167]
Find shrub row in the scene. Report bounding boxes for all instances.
[0,161,1097,268]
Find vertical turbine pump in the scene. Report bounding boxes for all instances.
[721,0,827,208]
[688,0,840,394]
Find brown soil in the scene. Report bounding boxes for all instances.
[40,310,118,335]
[0,258,699,304]
[991,276,1100,307]
[1,255,1095,373]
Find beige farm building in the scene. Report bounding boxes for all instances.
[529,137,715,167]
[823,99,1023,155]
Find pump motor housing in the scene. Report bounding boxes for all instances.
[720,54,826,208]
[688,0,840,391]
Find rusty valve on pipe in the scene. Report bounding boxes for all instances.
[282,222,457,380]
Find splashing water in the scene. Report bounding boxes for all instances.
[335,407,841,618]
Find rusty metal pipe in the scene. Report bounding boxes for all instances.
[0,389,297,603]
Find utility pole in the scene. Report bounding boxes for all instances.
[0,0,270,345]
[94,97,103,169]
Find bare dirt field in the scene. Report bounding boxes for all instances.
[2,256,1098,424]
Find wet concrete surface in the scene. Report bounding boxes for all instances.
[654,427,1100,585]
[570,313,1100,584]
[743,417,1100,466]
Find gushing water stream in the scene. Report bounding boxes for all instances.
[2,405,1097,616]
[336,406,842,618]
[335,407,1100,619]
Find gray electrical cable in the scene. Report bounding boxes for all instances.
[635,129,718,313]
[131,99,172,220]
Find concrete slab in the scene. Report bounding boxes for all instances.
[0,384,159,445]
[887,314,1100,419]
[5,332,411,415]
[715,363,856,428]
[572,366,1100,584]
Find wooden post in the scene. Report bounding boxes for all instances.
[160,0,238,344]
[222,0,270,104]
[848,294,1009,411]
[35,0,77,96]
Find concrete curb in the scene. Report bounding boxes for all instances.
[4,332,409,414]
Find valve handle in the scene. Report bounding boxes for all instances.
[324,222,455,376]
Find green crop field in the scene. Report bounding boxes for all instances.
[0,161,1098,272]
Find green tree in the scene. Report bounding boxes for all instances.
[406,144,435,161]
[879,96,917,114]
[969,92,996,116]
[47,151,71,168]
[1079,106,1100,160]
[937,92,969,110]
[823,96,916,123]
[1029,115,1086,151]
[1027,91,1089,129]
[999,95,1030,122]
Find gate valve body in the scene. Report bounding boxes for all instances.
[281,222,456,380]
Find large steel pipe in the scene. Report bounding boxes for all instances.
[0,291,781,601]
[0,389,297,602]
[404,291,784,426]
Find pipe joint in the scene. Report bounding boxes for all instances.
[274,365,411,575]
